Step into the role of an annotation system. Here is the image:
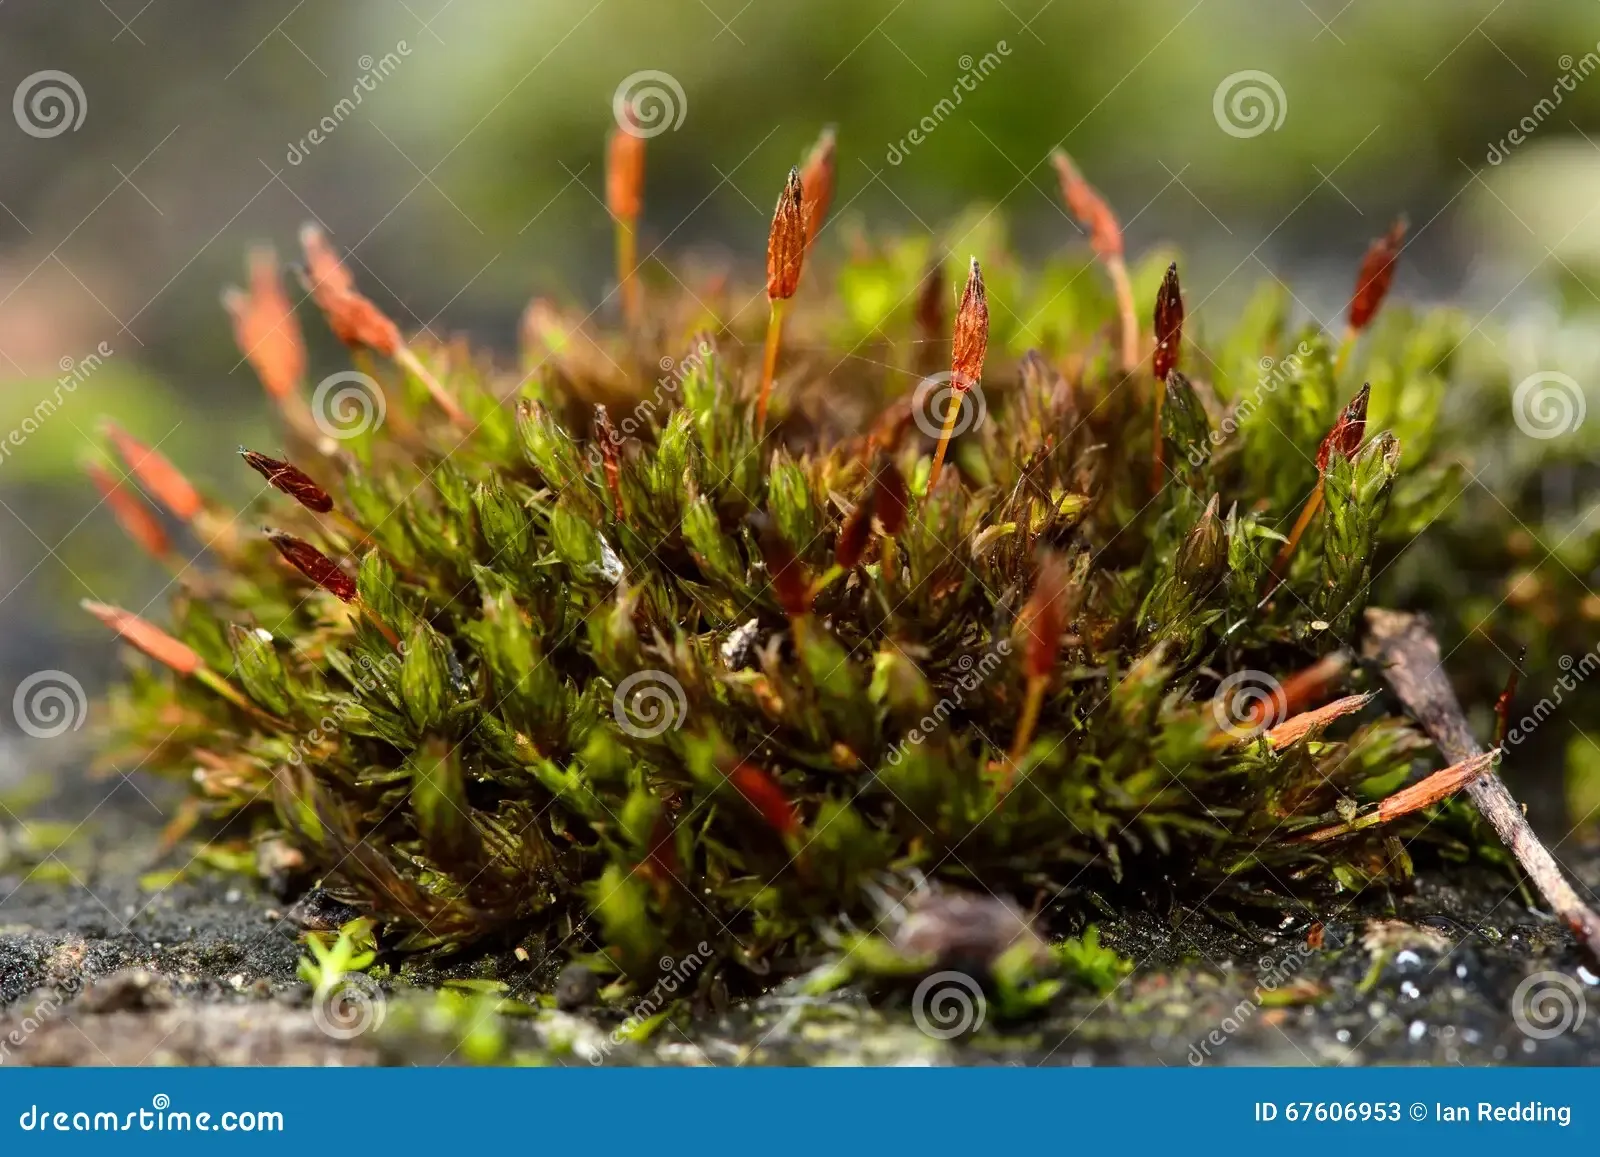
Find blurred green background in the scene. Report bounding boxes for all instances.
[2,0,1599,694]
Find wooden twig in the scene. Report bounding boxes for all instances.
[1363,607,1600,959]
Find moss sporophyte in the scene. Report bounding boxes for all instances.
[82,108,1600,992]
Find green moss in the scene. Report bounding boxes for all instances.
[92,211,1541,993]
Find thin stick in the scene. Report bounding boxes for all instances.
[1262,481,1325,601]
[617,219,640,329]
[358,600,402,651]
[194,667,277,721]
[927,395,961,491]
[755,298,786,433]
[1001,674,1048,793]
[1364,608,1600,959]
[1150,388,1166,493]
[1333,324,1357,377]
[394,346,469,428]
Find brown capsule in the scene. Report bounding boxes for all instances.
[297,225,403,357]
[1263,693,1372,750]
[834,495,874,571]
[951,257,989,392]
[1050,150,1123,260]
[1152,262,1183,382]
[753,512,812,618]
[1348,218,1406,332]
[1316,383,1372,473]
[299,223,356,303]
[873,461,908,538]
[727,760,800,837]
[606,114,646,222]
[239,448,334,513]
[765,167,807,301]
[799,127,836,252]
[1252,652,1349,728]
[1373,750,1497,824]
[315,285,404,359]
[265,528,357,602]
[221,247,306,403]
[1016,553,1070,682]
[865,396,915,457]
[101,421,203,521]
[82,600,202,676]
[85,461,171,561]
